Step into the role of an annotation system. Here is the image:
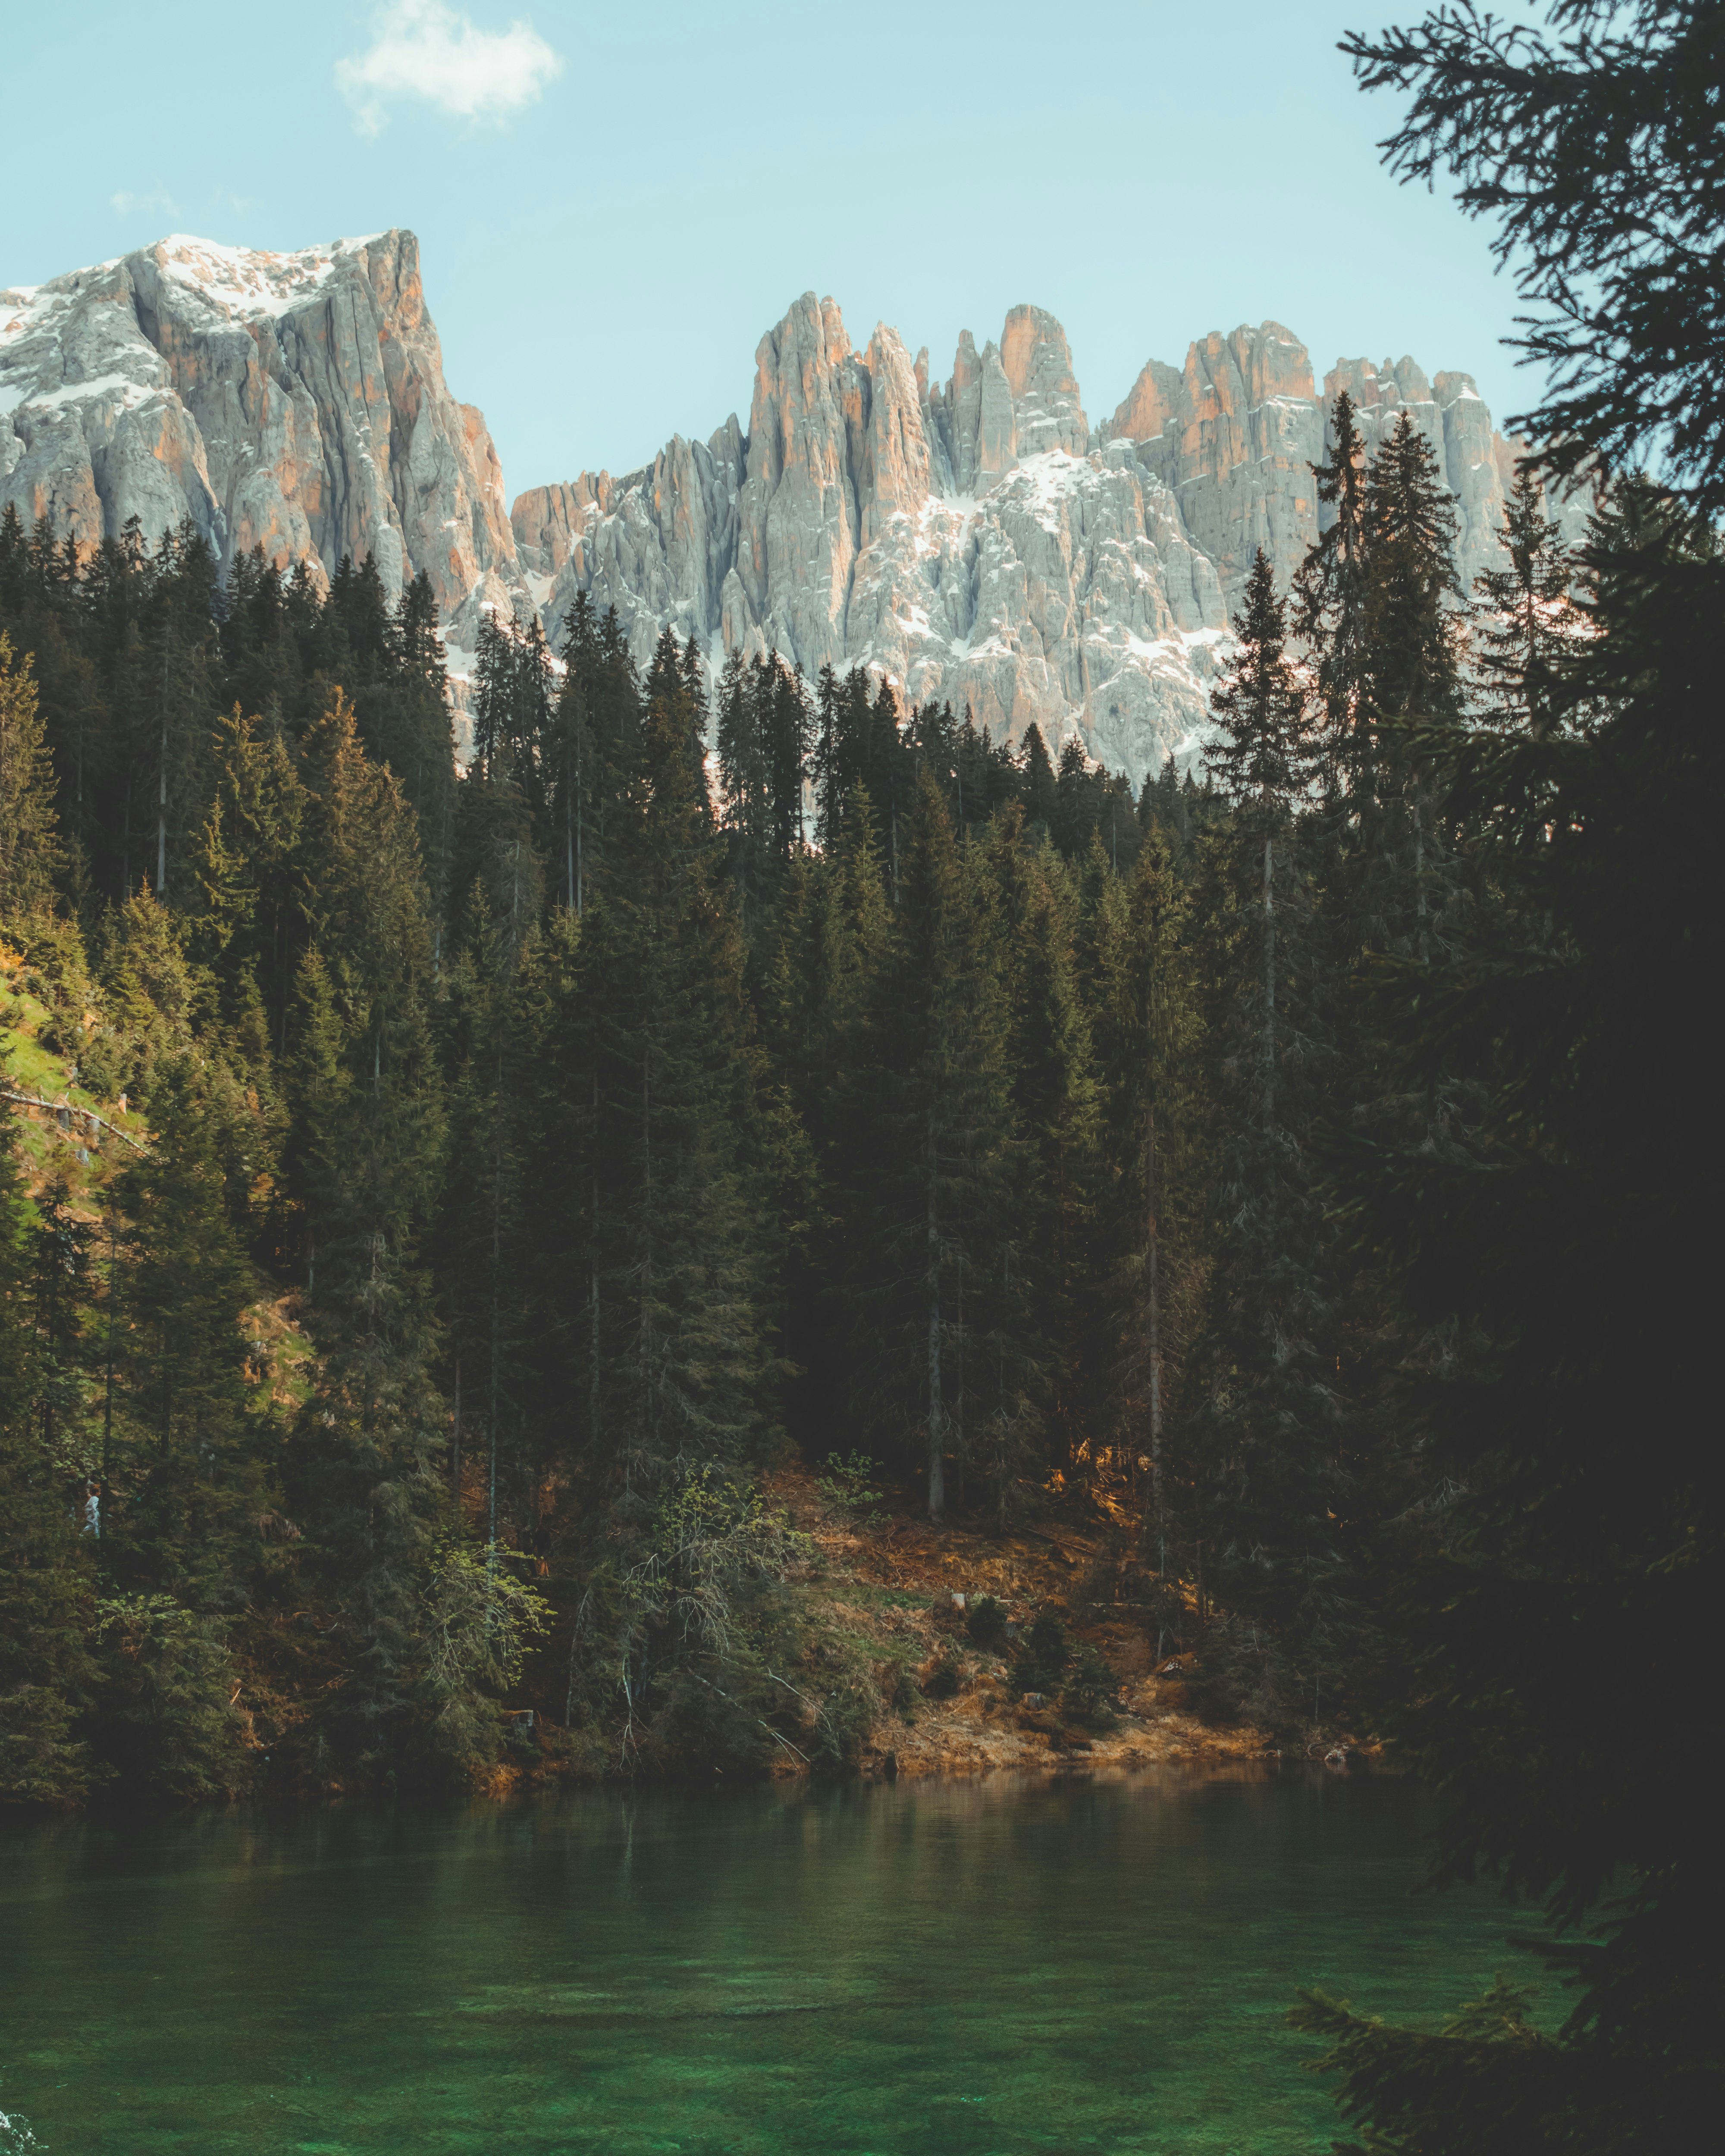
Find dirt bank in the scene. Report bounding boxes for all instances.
[775,1470,1281,1780]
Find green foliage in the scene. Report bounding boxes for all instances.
[1289,1979,1569,2156]
[965,1594,1009,1652]
[1270,11,1725,2137]
[815,1449,886,1526]
[0,1125,92,1806]
[1012,1608,1069,1697]
[87,1594,250,1802]
[0,634,63,924]
[1342,0,1725,517]
[921,1654,961,1700]
[1059,1639,1119,1731]
[415,1542,552,1773]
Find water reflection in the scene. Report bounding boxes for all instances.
[1,1768,1525,2155]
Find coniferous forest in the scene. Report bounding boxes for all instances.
[2,3,1720,2145]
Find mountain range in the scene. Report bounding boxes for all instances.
[2,229,1556,776]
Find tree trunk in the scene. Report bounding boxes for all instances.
[157,717,168,897]
[451,1355,463,1516]
[926,1106,944,1523]
[589,1072,601,1459]
[1147,1102,1166,1601]
[1411,776,1430,965]
[1262,819,1276,1116]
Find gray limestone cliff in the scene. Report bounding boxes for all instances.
[516,296,1534,777]
[0,231,519,627]
[5,229,1546,782]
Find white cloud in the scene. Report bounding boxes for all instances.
[111,187,182,219]
[336,2,563,136]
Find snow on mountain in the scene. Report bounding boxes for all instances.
[0,230,517,630]
[4,229,1548,780]
[513,298,1545,777]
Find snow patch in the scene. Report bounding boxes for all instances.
[152,234,382,323]
[12,371,164,416]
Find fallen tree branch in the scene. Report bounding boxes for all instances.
[1,1087,146,1152]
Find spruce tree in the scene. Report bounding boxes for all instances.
[0,1121,92,1804]
[1189,552,1343,1718]
[1083,824,1206,1612]
[110,1055,263,1614]
[285,693,452,1776]
[0,635,64,922]
[760,794,889,1449]
[1019,723,1059,837]
[839,768,1013,1520]
[715,650,773,917]
[1301,475,1724,2151]
[1471,461,1579,739]
[525,632,784,1724]
[188,705,307,1048]
[985,808,1100,1477]
[1357,411,1466,961]
[1294,389,1371,797]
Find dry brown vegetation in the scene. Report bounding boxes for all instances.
[762,1464,1280,1781]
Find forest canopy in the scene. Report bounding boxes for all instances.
[2,9,1719,2133]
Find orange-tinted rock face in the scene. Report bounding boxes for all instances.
[513,291,1530,783]
[1,231,517,615]
[8,230,1534,783]
[1108,356,1184,448]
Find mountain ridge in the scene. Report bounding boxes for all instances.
[4,228,1549,776]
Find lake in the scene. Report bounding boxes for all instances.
[0,1767,1534,2154]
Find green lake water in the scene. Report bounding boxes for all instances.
[0,1767,1536,2156]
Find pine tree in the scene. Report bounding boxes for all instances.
[1207,552,1318,1106]
[284,692,452,1775]
[839,768,1013,1520]
[759,795,889,1448]
[1354,411,1466,960]
[1294,389,1371,795]
[1083,825,1206,1614]
[433,890,541,1565]
[0,635,64,922]
[1304,474,1724,2151]
[1019,723,1059,837]
[1188,552,1342,1717]
[525,633,785,1726]
[762,655,812,865]
[985,809,1100,1477]
[188,705,307,1047]
[107,1057,263,1607]
[549,592,641,915]
[1471,461,1579,739]
[0,1121,92,1804]
[1052,736,1100,859]
[715,650,773,916]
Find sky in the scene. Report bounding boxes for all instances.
[5,1,1541,503]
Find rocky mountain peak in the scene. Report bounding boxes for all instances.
[7,230,1553,783]
[1,227,518,630]
[999,305,1089,458]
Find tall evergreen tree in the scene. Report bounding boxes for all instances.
[1294,389,1371,795]
[110,1056,263,1615]
[0,1122,92,1805]
[985,811,1100,1477]
[840,769,1013,1520]
[1470,460,1580,739]
[1357,410,1466,961]
[1083,825,1206,1604]
[1187,553,1342,1718]
[0,635,64,922]
[526,632,785,1724]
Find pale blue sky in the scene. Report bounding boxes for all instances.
[7,1,1535,504]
